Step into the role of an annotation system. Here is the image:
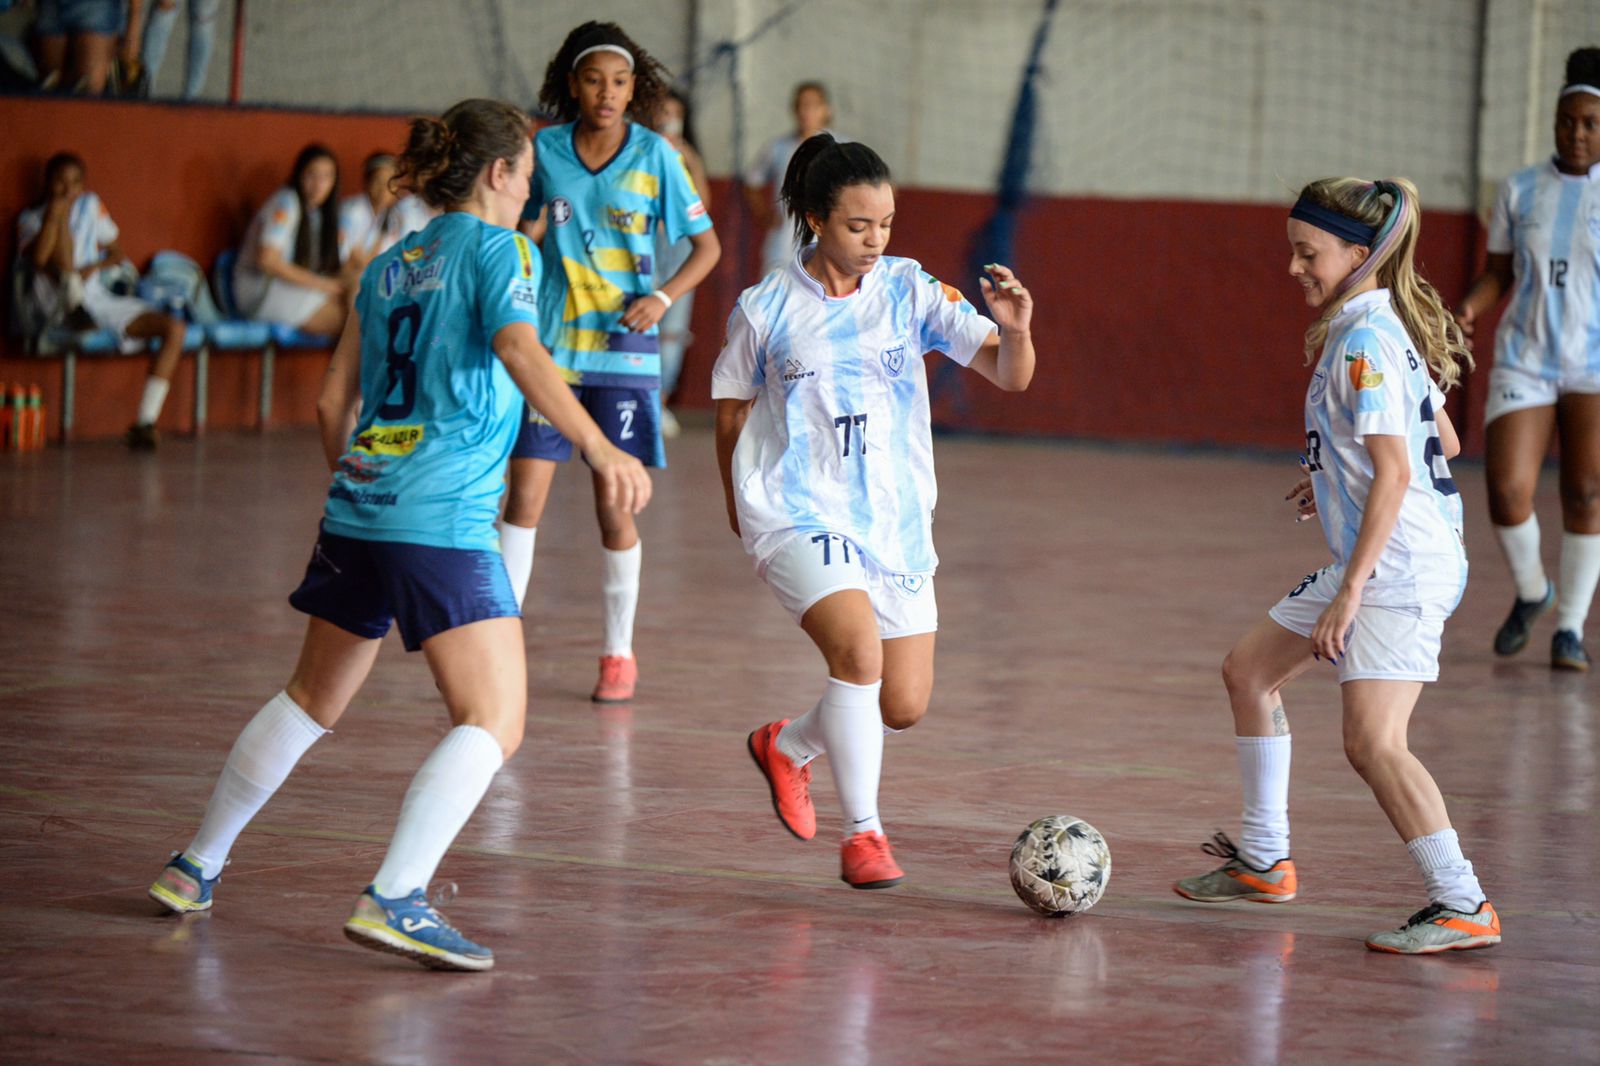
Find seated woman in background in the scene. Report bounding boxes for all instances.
[339,152,437,276]
[14,151,187,449]
[233,143,349,334]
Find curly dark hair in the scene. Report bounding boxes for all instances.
[1565,46,1600,89]
[536,21,669,125]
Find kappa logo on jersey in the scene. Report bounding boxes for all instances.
[352,424,425,457]
[549,196,574,226]
[1309,369,1329,405]
[881,344,906,375]
[782,357,815,382]
[891,574,928,596]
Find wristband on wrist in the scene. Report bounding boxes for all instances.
[650,289,673,310]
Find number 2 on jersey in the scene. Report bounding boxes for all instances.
[834,413,867,457]
[378,303,422,419]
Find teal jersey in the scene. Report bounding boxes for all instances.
[524,121,712,387]
[322,212,542,550]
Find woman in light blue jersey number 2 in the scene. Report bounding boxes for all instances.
[148,99,650,972]
[1457,47,1600,670]
[1174,177,1501,955]
[716,134,1036,890]
[503,21,721,704]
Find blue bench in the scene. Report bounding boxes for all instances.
[32,321,206,441]
[212,248,335,428]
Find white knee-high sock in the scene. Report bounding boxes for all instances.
[818,677,885,838]
[371,725,504,899]
[601,541,642,657]
[1494,516,1548,602]
[776,700,827,767]
[185,691,328,878]
[1406,828,1484,912]
[1236,734,1292,868]
[1555,531,1600,636]
[137,377,170,427]
[498,522,536,609]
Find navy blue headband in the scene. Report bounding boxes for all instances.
[1290,198,1377,246]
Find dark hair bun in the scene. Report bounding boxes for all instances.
[1566,46,1600,88]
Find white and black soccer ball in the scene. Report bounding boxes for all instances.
[1009,815,1110,917]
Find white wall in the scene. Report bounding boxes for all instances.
[172,0,1599,210]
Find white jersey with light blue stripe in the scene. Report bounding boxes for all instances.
[712,251,997,574]
[1304,289,1466,609]
[1487,158,1600,380]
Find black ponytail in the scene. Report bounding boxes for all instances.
[779,134,891,249]
[1565,46,1600,90]
[395,99,531,210]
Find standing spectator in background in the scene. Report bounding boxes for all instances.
[32,0,123,94]
[233,144,351,335]
[122,0,219,99]
[743,81,833,277]
[650,87,712,437]
[14,151,188,448]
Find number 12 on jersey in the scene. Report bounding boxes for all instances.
[834,412,867,457]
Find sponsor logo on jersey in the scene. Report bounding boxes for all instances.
[881,344,906,375]
[940,282,963,304]
[379,254,448,299]
[549,196,574,226]
[351,423,425,457]
[687,201,707,220]
[336,453,386,484]
[782,357,815,382]
[605,206,649,235]
[513,234,534,278]
[1309,369,1328,404]
[509,279,538,308]
[1346,353,1382,391]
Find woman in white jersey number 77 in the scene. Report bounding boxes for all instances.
[713,134,1035,889]
[1173,177,1502,955]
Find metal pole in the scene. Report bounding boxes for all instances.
[229,0,245,104]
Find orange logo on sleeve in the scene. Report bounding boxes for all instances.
[939,282,963,303]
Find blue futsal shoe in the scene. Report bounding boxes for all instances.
[149,852,219,914]
[343,886,494,972]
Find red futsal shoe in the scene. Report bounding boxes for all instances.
[747,720,816,840]
[840,831,904,890]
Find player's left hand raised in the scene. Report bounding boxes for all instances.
[620,292,670,332]
[979,263,1033,333]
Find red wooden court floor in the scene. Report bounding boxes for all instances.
[1,427,1596,1064]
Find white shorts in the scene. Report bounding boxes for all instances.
[245,277,327,329]
[1484,363,1600,424]
[31,271,152,353]
[1267,566,1448,683]
[760,531,937,639]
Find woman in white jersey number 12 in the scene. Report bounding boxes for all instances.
[1177,178,1497,947]
[1457,46,1600,670]
[1172,177,1501,954]
[714,134,1035,890]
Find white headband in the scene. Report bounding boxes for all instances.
[573,44,634,71]
[1560,83,1600,99]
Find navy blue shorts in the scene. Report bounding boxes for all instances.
[510,385,665,468]
[288,527,519,652]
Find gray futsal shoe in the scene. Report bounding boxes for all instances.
[1551,629,1590,671]
[1493,582,1554,655]
[1365,901,1501,954]
[1172,832,1297,903]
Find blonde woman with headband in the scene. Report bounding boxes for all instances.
[1457,46,1600,670]
[1173,177,1501,955]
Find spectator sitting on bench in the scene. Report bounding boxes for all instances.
[339,152,437,276]
[15,151,187,449]
[233,143,350,336]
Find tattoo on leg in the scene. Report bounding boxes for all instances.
[1271,705,1289,736]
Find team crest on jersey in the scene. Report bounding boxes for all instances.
[1308,369,1328,404]
[605,206,649,234]
[891,574,928,596]
[550,196,574,226]
[881,344,906,375]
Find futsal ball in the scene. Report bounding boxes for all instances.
[1009,815,1111,917]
